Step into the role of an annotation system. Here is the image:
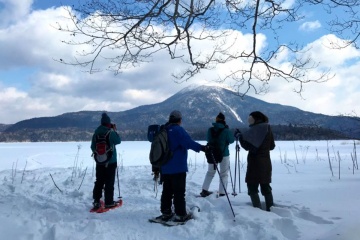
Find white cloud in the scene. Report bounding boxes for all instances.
[254,51,360,116]
[0,0,32,27]
[304,34,360,67]
[0,4,359,124]
[299,20,322,32]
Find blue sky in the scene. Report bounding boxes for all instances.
[0,0,359,124]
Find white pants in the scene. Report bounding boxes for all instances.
[202,156,230,195]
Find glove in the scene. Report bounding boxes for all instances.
[200,145,206,152]
[201,145,212,152]
[234,128,242,139]
[153,171,159,178]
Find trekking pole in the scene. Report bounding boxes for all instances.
[236,142,241,193]
[232,139,239,196]
[154,174,158,198]
[228,164,235,196]
[116,166,122,199]
[208,149,236,220]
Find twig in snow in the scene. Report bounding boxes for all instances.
[293,142,299,164]
[78,167,87,190]
[49,173,63,193]
[327,141,334,177]
[337,151,341,180]
[21,161,27,184]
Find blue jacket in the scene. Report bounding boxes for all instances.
[91,125,121,164]
[161,124,202,174]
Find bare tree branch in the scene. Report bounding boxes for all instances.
[55,0,359,95]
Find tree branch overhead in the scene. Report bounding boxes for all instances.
[56,0,359,95]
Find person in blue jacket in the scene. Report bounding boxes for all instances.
[156,110,206,223]
[91,113,121,209]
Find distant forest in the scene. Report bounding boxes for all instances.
[0,125,349,142]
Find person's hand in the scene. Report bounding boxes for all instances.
[111,123,117,130]
[201,145,214,153]
[201,145,206,152]
[234,129,242,139]
[201,145,212,152]
[153,171,159,180]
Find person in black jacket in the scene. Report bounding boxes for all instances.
[235,111,275,211]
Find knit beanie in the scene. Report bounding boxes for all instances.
[216,112,225,123]
[169,110,182,123]
[101,112,111,125]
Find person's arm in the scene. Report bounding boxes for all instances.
[179,127,203,152]
[110,129,121,145]
[90,133,96,152]
[227,128,235,144]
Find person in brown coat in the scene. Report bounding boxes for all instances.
[235,111,275,211]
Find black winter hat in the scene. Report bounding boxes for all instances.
[101,112,111,125]
[169,110,182,123]
[216,112,225,122]
[249,111,268,123]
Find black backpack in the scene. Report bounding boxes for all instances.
[147,124,161,142]
[205,127,225,164]
[93,130,113,165]
[148,124,173,168]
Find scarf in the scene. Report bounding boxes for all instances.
[242,122,269,148]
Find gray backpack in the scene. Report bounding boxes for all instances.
[149,125,173,168]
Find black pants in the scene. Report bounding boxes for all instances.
[93,162,117,205]
[160,173,187,216]
[247,183,272,196]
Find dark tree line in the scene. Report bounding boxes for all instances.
[0,125,347,142]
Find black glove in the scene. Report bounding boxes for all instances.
[153,171,159,180]
[200,145,207,152]
[234,128,242,139]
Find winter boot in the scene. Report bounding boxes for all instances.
[173,213,192,223]
[155,212,174,222]
[200,189,213,197]
[105,201,117,208]
[264,193,274,211]
[92,201,101,210]
[250,194,261,209]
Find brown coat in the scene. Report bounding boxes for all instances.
[240,125,275,184]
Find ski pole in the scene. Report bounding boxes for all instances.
[116,166,122,199]
[209,149,236,220]
[153,174,159,198]
[236,143,241,193]
[232,139,239,196]
[228,164,235,195]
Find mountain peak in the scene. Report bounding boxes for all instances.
[179,84,226,94]
[1,85,359,141]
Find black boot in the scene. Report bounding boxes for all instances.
[250,194,261,208]
[264,193,274,211]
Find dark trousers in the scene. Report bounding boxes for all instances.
[93,163,117,205]
[160,173,187,216]
[248,183,273,211]
[247,183,272,196]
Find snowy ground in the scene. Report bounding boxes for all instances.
[0,140,359,240]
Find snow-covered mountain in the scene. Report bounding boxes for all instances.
[1,85,359,141]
